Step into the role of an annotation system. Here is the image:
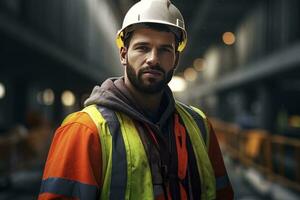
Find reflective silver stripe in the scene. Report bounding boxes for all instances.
[40,177,99,199]
[98,106,127,200]
[216,175,230,190]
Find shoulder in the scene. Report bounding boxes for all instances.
[42,111,102,189]
[49,111,99,145]
[175,101,207,120]
[48,111,100,157]
[176,101,211,143]
[60,111,97,133]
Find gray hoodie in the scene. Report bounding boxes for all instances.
[83,77,205,198]
[84,77,176,129]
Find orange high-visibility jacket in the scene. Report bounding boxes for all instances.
[39,78,234,200]
[38,111,233,199]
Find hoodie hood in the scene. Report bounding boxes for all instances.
[84,77,175,126]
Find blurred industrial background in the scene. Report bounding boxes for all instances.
[0,0,299,199]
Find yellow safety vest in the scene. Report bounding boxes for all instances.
[82,102,216,200]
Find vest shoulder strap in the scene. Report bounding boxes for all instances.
[81,104,154,200]
[61,111,81,126]
[82,104,106,126]
[81,105,109,197]
[175,101,216,199]
[176,101,210,148]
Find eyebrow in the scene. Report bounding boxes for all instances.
[132,42,149,47]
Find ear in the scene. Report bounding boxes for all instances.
[120,47,127,66]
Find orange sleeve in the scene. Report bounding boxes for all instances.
[38,112,102,200]
[207,121,234,200]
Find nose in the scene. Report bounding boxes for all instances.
[146,49,160,66]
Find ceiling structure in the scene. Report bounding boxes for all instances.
[109,0,259,73]
[0,0,299,127]
[0,0,260,82]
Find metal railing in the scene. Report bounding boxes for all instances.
[211,118,300,192]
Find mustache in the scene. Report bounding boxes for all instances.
[140,65,165,74]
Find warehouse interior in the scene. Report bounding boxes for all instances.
[0,0,299,199]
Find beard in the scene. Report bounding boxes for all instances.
[126,60,174,94]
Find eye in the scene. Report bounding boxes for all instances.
[135,45,149,52]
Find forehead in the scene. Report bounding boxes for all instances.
[129,28,176,47]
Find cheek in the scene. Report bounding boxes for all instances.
[127,52,145,67]
[161,55,176,69]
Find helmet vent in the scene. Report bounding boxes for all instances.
[138,14,140,21]
[176,19,184,29]
[167,0,171,7]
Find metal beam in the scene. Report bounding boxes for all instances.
[0,12,108,82]
[189,42,300,98]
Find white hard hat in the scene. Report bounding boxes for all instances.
[116,0,187,52]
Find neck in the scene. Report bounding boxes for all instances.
[124,78,163,112]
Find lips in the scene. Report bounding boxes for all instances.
[142,69,164,76]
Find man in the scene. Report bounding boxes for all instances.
[39,0,234,199]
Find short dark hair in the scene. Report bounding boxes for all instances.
[123,23,180,50]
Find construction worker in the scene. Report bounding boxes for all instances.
[38,0,234,199]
